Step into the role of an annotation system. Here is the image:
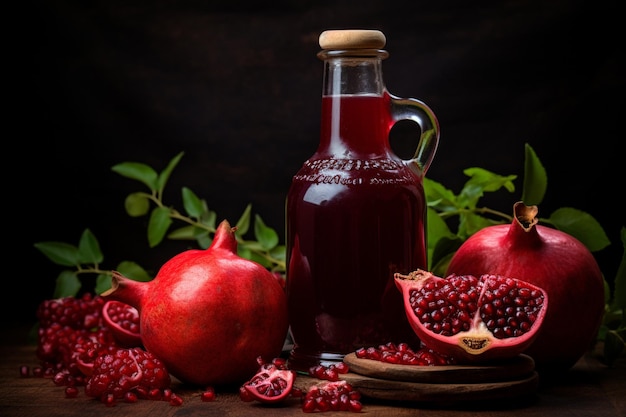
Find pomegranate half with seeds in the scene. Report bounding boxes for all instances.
[102,300,142,348]
[102,220,289,387]
[394,269,548,362]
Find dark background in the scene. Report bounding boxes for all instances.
[10,0,623,334]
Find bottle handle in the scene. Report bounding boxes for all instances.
[389,95,440,177]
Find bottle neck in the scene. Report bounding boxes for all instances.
[318,49,388,96]
[317,49,393,156]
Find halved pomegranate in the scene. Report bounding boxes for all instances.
[394,269,548,362]
[102,300,142,348]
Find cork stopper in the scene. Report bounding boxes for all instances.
[319,30,386,50]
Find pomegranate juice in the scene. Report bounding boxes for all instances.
[286,95,426,370]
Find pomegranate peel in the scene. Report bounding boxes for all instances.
[102,300,142,348]
[394,269,548,363]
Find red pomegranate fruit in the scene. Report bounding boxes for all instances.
[101,219,289,386]
[394,269,548,363]
[445,201,605,371]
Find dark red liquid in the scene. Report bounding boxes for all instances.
[286,95,426,371]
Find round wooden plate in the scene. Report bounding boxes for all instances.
[343,353,535,383]
[340,370,539,403]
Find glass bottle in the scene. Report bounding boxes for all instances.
[285,29,440,371]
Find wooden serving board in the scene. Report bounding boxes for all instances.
[341,353,539,403]
[343,352,535,383]
[340,371,539,402]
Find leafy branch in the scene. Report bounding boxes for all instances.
[110,151,285,272]
[424,144,611,275]
[34,151,285,296]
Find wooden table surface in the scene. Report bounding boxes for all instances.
[1,334,625,417]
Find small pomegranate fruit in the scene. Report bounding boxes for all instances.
[101,219,289,386]
[102,300,142,348]
[394,269,548,362]
[445,201,605,371]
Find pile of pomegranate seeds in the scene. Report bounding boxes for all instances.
[301,380,362,413]
[355,342,456,366]
[307,362,350,381]
[25,293,182,407]
[85,347,174,406]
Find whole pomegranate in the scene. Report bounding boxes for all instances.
[395,269,548,363]
[102,220,289,386]
[446,201,605,371]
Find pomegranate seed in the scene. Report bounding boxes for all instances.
[65,386,79,398]
[201,387,216,402]
[19,365,30,377]
[32,367,43,377]
[335,362,349,373]
[124,392,138,403]
[103,393,116,407]
[162,388,173,401]
[169,393,184,406]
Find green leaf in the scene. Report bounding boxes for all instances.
[95,273,113,295]
[521,143,547,206]
[147,207,173,247]
[254,215,279,250]
[424,177,458,212]
[464,168,517,193]
[124,192,151,217]
[77,229,103,264]
[246,250,272,268]
[237,245,253,261]
[53,271,82,298]
[610,227,626,312]
[548,207,611,252]
[458,168,516,209]
[182,187,204,218]
[457,212,501,239]
[426,207,454,267]
[197,233,213,249]
[156,152,184,193]
[167,225,200,240]
[116,261,152,282]
[200,209,217,231]
[270,244,287,263]
[34,241,79,267]
[431,250,456,278]
[95,263,152,294]
[603,329,625,366]
[111,162,158,191]
[240,240,265,251]
[236,204,253,236]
